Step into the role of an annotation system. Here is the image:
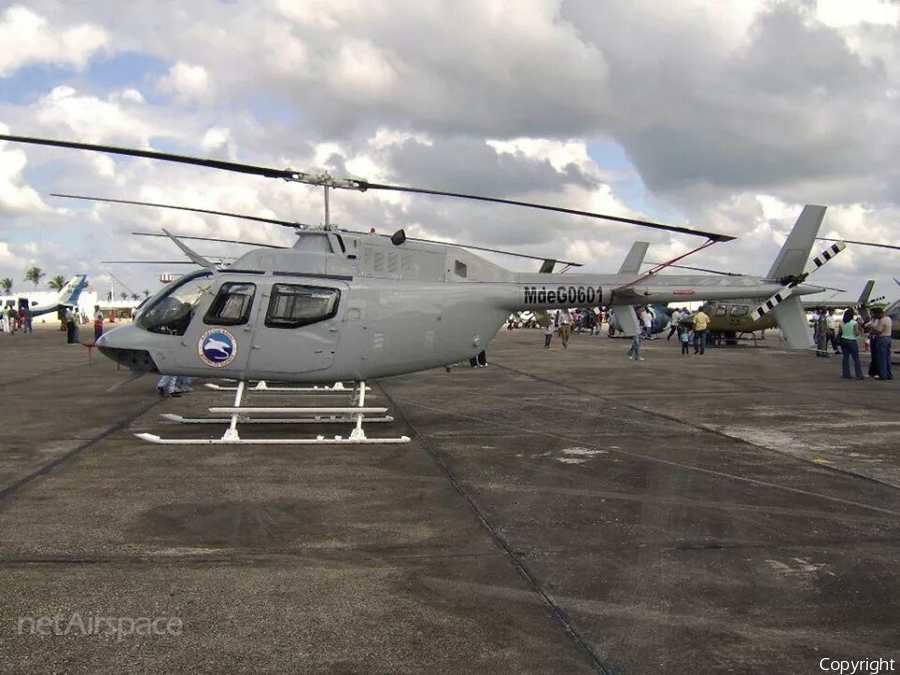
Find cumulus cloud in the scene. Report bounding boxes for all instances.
[0,5,107,77]
[0,125,50,215]
[157,62,212,101]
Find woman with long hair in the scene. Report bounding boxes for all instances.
[839,308,865,380]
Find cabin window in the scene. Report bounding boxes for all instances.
[204,282,256,326]
[137,271,213,336]
[454,260,468,278]
[265,284,340,328]
[731,305,750,317]
[714,305,728,317]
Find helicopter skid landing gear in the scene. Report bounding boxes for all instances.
[136,380,411,445]
[204,380,370,394]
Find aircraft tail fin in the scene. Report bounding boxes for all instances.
[765,205,827,281]
[857,280,875,308]
[58,275,88,306]
[608,243,650,336]
[618,242,649,274]
[610,304,642,336]
[771,295,814,349]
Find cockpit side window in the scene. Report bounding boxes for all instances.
[714,305,728,316]
[265,284,340,328]
[137,271,213,336]
[204,283,256,326]
[731,305,750,317]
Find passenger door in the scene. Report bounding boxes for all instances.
[245,280,347,376]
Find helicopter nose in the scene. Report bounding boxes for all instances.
[96,326,159,373]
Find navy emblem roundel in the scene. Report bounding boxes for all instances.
[198,329,237,367]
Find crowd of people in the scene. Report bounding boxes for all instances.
[814,307,893,382]
[529,303,892,381]
[0,305,34,335]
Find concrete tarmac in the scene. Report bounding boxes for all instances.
[1,327,898,674]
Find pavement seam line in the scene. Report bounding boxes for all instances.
[379,383,621,675]
[0,397,165,505]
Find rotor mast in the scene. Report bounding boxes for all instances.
[324,184,331,231]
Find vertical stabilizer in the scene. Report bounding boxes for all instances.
[765,205,827,281]
[618,242,649,274]
[59,275,88,306]
[772,296,814,349]
[857,280,875,308]
[610,304,642,336]
[612,243,650,336]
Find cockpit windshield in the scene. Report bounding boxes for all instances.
[136,271,213,335]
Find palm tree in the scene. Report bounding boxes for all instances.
[47,275,67,291]
[131,293,140,301]
[24,267,44,289]
[0,278,12,294]
[120,292,128,301]
[143,289,150,298]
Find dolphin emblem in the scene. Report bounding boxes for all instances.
[203,336,232,356]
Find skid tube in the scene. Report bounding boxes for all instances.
[137,380,410,444]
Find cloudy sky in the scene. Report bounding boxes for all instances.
[0,0,898,302]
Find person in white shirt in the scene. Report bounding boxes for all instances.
[641,307,653,338]
[866,308,893,381]
[667,309,681,340]
[824,309,840,355]
[558,309,573,348]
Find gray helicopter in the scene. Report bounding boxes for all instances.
[1,134,839,393]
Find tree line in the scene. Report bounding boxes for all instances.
[0,267,150,301]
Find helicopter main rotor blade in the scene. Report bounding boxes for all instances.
[101,260,204,265]
[2,134,317,182]
[1,133,736,242]
[644,261,743,276]
[51,193,312,229]
[355,182,736,242]
[131,231,286,249]
[817,237,900,252]
[404,239,583,267]
[57,191,584,265]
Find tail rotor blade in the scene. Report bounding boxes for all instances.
[751,287,794,322]
[802,240,846,278]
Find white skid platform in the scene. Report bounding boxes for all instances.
[138,380,410,445]
[134,432,411,445]
[208,406,388,414]
[205,381,368,393]
[160,413,394,425]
